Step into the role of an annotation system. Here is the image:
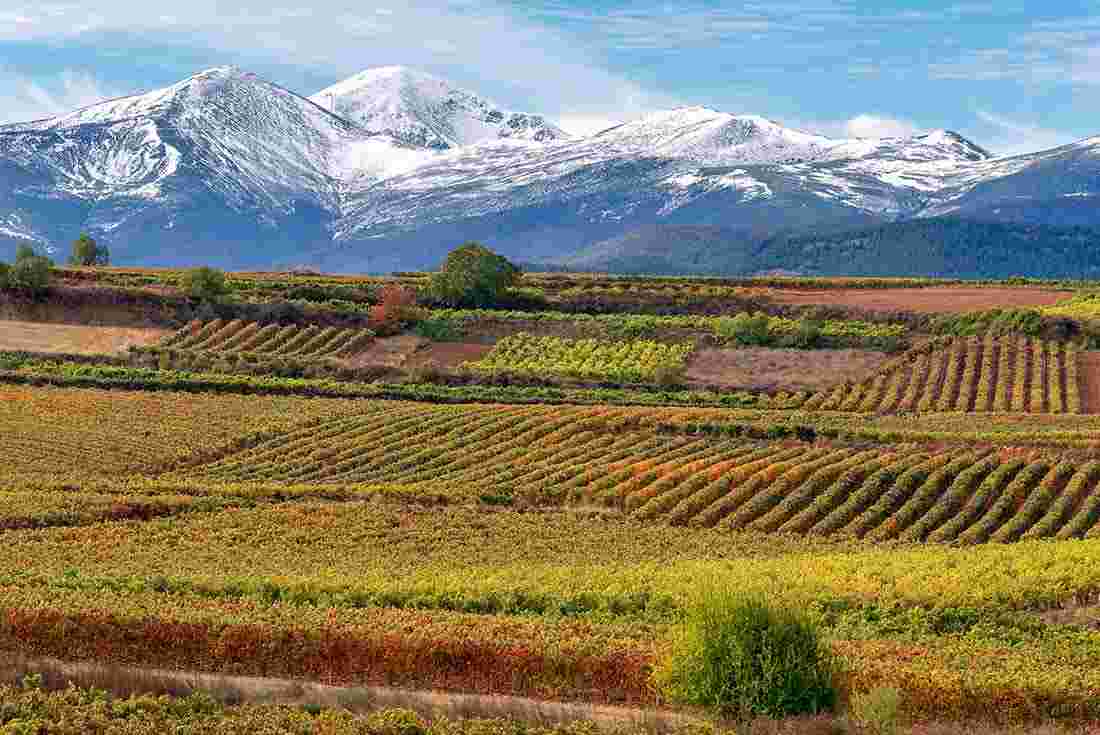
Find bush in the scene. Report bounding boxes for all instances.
[428,242,520,307]
[655,587,838,719]
[5,253,53,296]
[780,319,823,349]
[412,318,463,341]
[69,233,110,266]
[369,284,422,335]
[180,267,229,302]
[716,312,772,346]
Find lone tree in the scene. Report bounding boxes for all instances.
[180,266,229,302]
[2,243,53,296]
[69,233,110,266]
[429,242,519,307]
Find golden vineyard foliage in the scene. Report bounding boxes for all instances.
[172,402,1100,541]
[463,333,695,382]
[0,385,368,478]
[156,319,375,359]
[804,336,1080,414]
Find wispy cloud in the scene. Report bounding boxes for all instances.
[0,70,119,124]
[0,0,678,126]
[929,14,1100,86]
[974,109,1077,156]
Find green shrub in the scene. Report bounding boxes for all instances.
[428,242,520,307]
[412,318,463,341]
[180,266,229,302]
[715,312,773,347]
[5,253,53,295]
[779,319,823,349]
[655,587,838,719]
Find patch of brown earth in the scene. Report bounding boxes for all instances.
[764,287,1070,314]
[1078,352,1100,415]
[345,335,426,369]
[406,341,495,369]
[0,320,169,355]
[683,347,892,391]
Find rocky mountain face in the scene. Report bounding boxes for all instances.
[1,65,1097,275]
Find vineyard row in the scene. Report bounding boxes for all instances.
[185,405,1100,543]
[804,336,1082,414]
[158,319,375,359]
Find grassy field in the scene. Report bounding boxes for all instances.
[6,271,1100,732]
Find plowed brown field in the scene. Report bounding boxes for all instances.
[764,286,1070,313]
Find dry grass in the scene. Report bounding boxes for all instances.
[684,347,892,391]
[0,319,169,355]
[762,287,1070,314]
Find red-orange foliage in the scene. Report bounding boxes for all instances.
[369,285,419,335]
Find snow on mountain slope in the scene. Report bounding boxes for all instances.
[0,66,414,210]
[310,66,569,150]
[1,64,1098,273]
[592,108,838,164]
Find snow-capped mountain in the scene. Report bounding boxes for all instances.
[0,65,1098,274]
[309,66,568,150]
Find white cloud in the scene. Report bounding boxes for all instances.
[974,109,1077,156]
[794,114,921,140]
[843,114,919,138]
[0,70,120,124]
[0,0,677,128]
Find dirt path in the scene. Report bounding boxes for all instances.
[0,319,169,355]
[4,655,702,732]
[1079,352,1100,415]
[764,286,1070,314]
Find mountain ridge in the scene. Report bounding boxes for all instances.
[0,65,1097,276]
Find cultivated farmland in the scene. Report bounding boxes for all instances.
[5,270,1100,732]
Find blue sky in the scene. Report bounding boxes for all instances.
[1,0,1098,155]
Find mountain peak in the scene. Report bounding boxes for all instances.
[914,129,991,161]
[310,67,568,149]
[596,107,837,164]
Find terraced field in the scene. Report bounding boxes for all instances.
[172,402,1100,543]
[804,336,1082,414]
[158,319,375,359]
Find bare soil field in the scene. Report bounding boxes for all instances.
[763,287,1070,314]
[406,341,494,369]
[1078,352,1100,415]
[348,337,494,370]
[347,335,426,369]
[684,347,892,391]
[0,320,169,355]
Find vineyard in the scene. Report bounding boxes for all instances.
[0,384,367,478]
[157,319,375,359]
[462,333,695,382]
[11,267,1100,730]
[165,401,1100,543]
[804,336,1082,414]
